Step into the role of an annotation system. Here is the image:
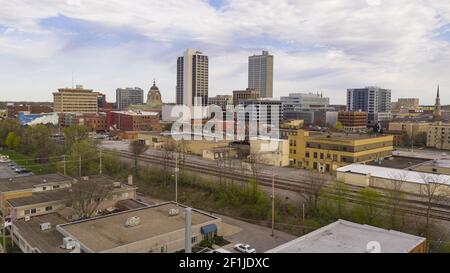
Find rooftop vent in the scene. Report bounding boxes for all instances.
[169,208,180,216]
[125,216,141,228]
[40,222,52,231]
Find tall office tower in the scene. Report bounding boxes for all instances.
[248,50,274,98]
[176,49,209,107]
[346,87,391,126]
[53,85,99,113]
[116,87,144,110]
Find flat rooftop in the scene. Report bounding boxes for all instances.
[266,220,426,253]
[57,202,219,252]
[366,156,430,169]
[337,164,450,185]
[309,132,390,141]
[8,176,135,207]
[414,157,450,169]
[8,189,70,207]
[13,213,70,253]
[0,173,71,193]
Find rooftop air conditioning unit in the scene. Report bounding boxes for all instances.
[61,237,76,250]
[169,208,179,216]
[125,216,141,228]
[81,176,89,181]
[40,222,52,231]
[113,182,121,188]
[24,216,31,221]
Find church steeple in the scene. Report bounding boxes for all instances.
[433,84,442,121]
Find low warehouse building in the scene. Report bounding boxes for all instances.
[266,220,427,253]
[56,202,222,253]
[336,164,450,195]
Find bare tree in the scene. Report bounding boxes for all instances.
[129,140,148,173]
[160,141,175,187]
[302,170,329,214]
[247,151,265,185]
[68,179,113,219]
[387,171,409,230]
[419,173,448,237]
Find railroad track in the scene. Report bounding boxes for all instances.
[108,149,450,222]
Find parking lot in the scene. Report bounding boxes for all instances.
[0,162,20,179]
[0,162,33,179]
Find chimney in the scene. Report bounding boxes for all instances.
[128,175,133,186]
[185,207,192,253]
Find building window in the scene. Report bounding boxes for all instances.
[306,152,310,158]
[313,162,318,170]
[320,153,324,159]
[45,206,52,212]
[192,236,198,244]
[24,210,30,215]
[53,185,60,189]
[314,152,318,159]
[30,208,37,214]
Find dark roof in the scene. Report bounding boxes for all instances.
[8,189,71,207]
[0,173,72,193]
[12,213,70,253]
[366,156,430,170]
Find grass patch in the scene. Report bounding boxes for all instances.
[0,149,57,175]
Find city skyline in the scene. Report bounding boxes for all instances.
[1,1,450,104]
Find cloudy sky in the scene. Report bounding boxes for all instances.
[1,0,449,104]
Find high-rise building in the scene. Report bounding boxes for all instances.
[281,93,334,125]
[176,49,209,107]
[233,88,260,106]
[53,85,99,113]
[281,93,331,112]
[116,87,144,110]
[346,87,391,126]
[248,50,274,98]
[208,95,233,111]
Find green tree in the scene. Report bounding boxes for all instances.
[0,119,21,146]
[334,121,344,132]
[5,132,16,149]
[103,150,123,177]
[20,125,55,161]
[12,135,21,150]
[351,188,382,226]
[64,125,89,151]
[66,140,99,177]
[129,140,148,173]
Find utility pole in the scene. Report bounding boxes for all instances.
[410,123,414,153]
[63,155,66,176]
[271,173,275,237]
[99,148,103,175]
[175,153,179,204]
[1,211,6,253]
[79,155,82,177]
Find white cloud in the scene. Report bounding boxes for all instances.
[0,0,449,104]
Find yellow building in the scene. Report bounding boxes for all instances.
[0,174,72,213]
[53,85,99,113]
[427,122,450,150]
[288,130,394,173]
[388,122,430,138]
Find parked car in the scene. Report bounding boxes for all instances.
[234,244,256,253]
[208,248,231,253]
